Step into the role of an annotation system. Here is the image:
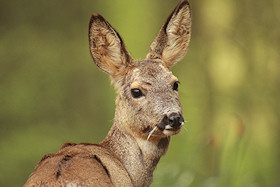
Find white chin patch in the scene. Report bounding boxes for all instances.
[162,124,183,136]
[163,129,177,136]
[165,125,173,130]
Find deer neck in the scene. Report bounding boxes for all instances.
[101,121,170,187]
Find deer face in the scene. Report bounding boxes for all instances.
[115,60,184,139]
[89,0,191,140]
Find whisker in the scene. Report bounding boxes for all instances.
[180,120,188,133]
[146,126,158,143]
[182,125,188,133]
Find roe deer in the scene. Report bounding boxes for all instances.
[24,0,192,186]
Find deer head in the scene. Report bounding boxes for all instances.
[89,0,191,143]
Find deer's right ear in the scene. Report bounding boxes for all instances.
[89,14,133,76]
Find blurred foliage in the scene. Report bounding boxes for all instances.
[0,0,279,186]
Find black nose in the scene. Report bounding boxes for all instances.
[168,113,184,129]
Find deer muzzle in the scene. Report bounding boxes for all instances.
[157,112,184,132]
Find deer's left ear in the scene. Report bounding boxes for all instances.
[146,0,192,69]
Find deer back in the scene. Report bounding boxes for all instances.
[24,143,133,186]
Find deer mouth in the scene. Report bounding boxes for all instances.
[156,113,184,136]
[144,113,184,141]
[162,127,182,136]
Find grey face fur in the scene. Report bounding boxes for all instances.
[115,60,184,139]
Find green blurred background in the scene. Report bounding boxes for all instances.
[1,0,279,186]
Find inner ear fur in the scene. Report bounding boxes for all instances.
[88,14,133,76]
[146,0,192,68]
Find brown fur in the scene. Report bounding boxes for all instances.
[24,0,192,186]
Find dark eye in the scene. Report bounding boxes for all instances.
[131,88,144,98]
[173,81,180,91]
